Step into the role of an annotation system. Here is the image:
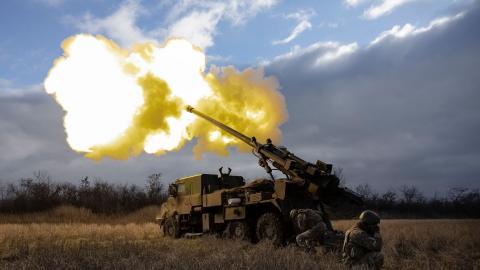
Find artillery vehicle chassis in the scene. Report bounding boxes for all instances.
[157,173,318,243]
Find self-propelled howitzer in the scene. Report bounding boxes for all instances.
[186,105,362,206]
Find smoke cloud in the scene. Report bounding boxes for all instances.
[44,34,287,160]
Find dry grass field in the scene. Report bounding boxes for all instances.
[0,207,479,269]
[0,205,161,224]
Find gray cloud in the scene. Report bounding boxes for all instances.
[265,3,480,193]
[1,3,479,195]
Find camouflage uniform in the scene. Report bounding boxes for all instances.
[290,209,328,250]
[342,211,384,270]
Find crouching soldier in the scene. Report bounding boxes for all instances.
[290,208,332,251]
[343,210,384,269]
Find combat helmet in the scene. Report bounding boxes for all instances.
[359,210,380,225]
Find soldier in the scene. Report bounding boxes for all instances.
[342,210,384,270]
[290,207,330,251]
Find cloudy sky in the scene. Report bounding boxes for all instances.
[0,0,479,194]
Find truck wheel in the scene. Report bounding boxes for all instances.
[225,221,251,241]
[164,216,180,238]
[256,212,284,245]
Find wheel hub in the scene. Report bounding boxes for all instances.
[265,226,274,237]
[234,226,243,237]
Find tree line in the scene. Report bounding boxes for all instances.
[0,171,167,214]
[354,183,480,218]
[0,171,479,218]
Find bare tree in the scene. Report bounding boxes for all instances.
[33,170,52,183]
[333,167,346,186]
[356,184,373,200]
[399,185,424,204]
[146,173,164,203]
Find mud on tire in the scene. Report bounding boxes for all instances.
[163,216,180,238]
[255,212,284,245]
[224,221,251,241]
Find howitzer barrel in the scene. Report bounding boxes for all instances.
[186,105,312,180]
[186,105,363,206]
[186,106,255,148]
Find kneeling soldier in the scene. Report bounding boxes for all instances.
[290,208,330,251]
[343,210,384,269]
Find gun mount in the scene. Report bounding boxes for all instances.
[186,105,362,206]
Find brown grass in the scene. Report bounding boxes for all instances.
[0,205,161,224]
[0,208,479,269]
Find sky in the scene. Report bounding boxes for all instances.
[0,0,479,194]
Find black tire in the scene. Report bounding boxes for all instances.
[255,212,284,245]
[225,221,251,241]
[163,216,180,238]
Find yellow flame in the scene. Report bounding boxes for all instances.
[44,34,287,160]
[190,66,288,158]
[209,131,221,142]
